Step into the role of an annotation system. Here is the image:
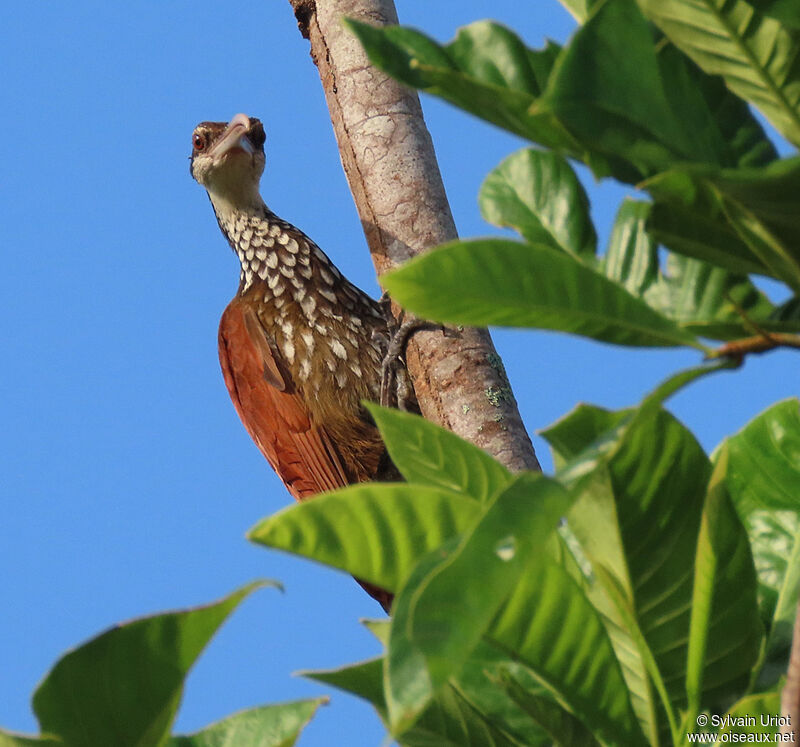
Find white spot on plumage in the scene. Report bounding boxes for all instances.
[325,357,336,372]
[320,307,343,321]
[286,237,299,253]
[349,362,362,377]
[319,267,334,285]
[280,265,294,278]
[301,330,314,351]
[241,228,253,243]
[274,283,286,297]
[335,370,348,388]
[266,252,278,269]
[282,252,296,267]
[319,288,338,303]
[282,339,295,363]
[268,274,280,289]
[301,295,316,316]
[300,358,311,380]
[293,284,306,299]
[277,232,289,245]
[251,235,262,248]
[281,320,294,337]
[298,265,312,279]
[257,265,268,280]
[269,224,281,237]
[330,339,347,359]
[255,247,267,260]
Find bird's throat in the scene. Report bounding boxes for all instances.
[210,197,297,294]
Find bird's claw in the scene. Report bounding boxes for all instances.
[378,296,439,409]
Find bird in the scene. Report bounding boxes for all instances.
[190,113,406,612]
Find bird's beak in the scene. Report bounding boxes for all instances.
[208,113,255,160]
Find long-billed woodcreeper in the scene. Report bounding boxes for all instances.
[190,113,403,612]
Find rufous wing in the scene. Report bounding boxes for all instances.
[218,298,349,500]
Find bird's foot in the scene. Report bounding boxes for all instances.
[378,293,440,410]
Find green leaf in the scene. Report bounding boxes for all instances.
[31,582,267,747]
[654,254,787,340]
[495,668,601,747]
[541,403,631,471]
[395,687,523,747]
[553,401,764,740]
[543,0,697,180]
[542,0,776,181]
[637,0,800,146]
[685,453,762,724]
[544,361,736,478]
[556,0,602,23]
[168,699,327,747]
[0,732,60,746]
[645,159,800,291]
[487,552,646,746]
[655,42,777,169]
[771,294,800,322]
[382,239,704,349]
[602,200,660,299]
[718,691,782,736]
[560,409,713,738]
[362,618,391,646]
[302,658,386,714]
[450,644,553,747]
[479,149,596,256]
[604,199,786,341]
[725,399,800,512]
[364,403,511,503]
[747,0,800,28]
[386,474,571,734]
[345,19,577,153]
[248,485,481,592]
[349,12,774,183]
[722,399,800,689]
[303,658,523,747]
[647,198,769,279]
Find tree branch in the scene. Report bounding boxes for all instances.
[782,597,800,736]
[287,0,540,472]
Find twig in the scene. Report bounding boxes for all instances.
[709,333,800,360]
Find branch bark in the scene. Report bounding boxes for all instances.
[781,598,800,736]
[287,0,540,472]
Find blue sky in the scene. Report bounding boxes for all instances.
[1,2,796,745]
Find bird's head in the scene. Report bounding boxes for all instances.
[190,113,266,207]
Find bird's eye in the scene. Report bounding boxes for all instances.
[193,132,207,151]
